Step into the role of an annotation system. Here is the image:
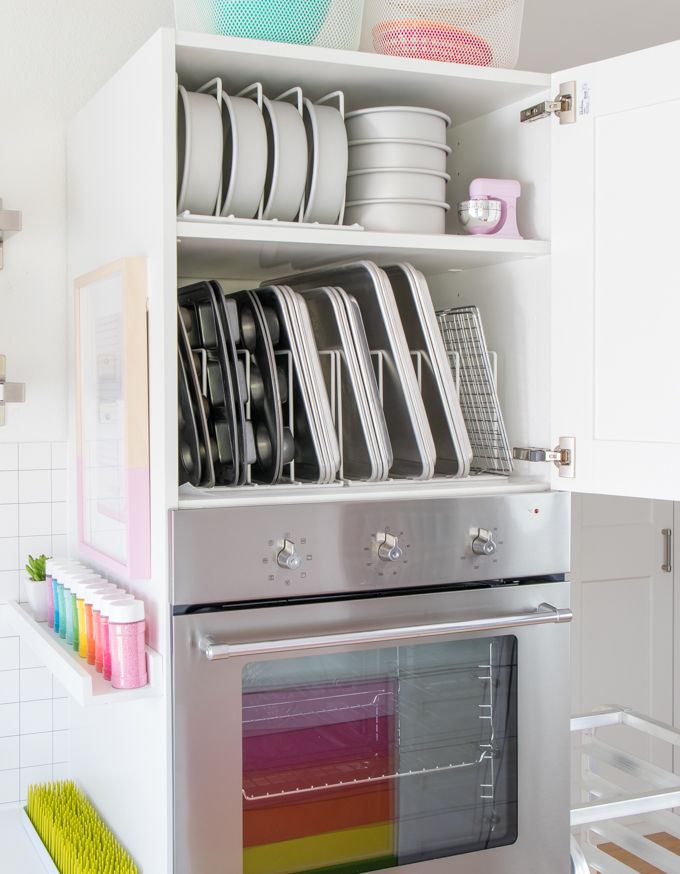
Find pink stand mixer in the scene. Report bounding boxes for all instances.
[458,178,523,239]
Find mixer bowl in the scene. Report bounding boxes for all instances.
[458,198,503,234]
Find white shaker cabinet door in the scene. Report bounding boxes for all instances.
[551,41,680,501]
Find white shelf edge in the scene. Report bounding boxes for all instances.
[176,219,550,256]
[1,602,162,707]
[178,476,550,509]
[174,29,551,91]
[20,810,59,874]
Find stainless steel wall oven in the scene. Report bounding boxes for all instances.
[172,491,571,873]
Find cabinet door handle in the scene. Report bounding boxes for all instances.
[199,602,573,660]
[662,528,672,573]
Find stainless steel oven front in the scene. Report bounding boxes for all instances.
[171,492,572,874]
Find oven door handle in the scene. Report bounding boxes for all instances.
[199,602,572,660]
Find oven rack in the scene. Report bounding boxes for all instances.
[242,748,492,802]
[243,650,497,804]
[571,707,680,873]
[242,688,394,725]
[192,342,504,494]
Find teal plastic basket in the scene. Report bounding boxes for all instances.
[175,0,365,50]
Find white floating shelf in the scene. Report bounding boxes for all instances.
[175,31,550,125]
[2,602,162,707]
[177,220,550,279]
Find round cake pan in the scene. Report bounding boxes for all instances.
[344,198,449,234]
[348,137,451,173]
[345,106,451,145]
[346,167,450,202]
[220,92,268,219]
[177,86,223,215]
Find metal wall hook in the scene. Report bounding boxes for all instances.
[0,355,26,425]
[0,199,22,270]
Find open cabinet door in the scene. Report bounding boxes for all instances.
[551,40,680,501]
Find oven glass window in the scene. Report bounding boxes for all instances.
[241,635,517,873]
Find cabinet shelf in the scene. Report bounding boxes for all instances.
[175,31,550,125]
[178,475,548,509]
[2,602,162,707]
[177,220,550,279]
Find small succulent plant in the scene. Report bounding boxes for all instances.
[25,553,49,582]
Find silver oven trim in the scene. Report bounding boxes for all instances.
[200,601,572,659]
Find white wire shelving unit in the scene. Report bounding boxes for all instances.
[571,707,680,873]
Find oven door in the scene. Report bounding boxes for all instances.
[173,581,571,874]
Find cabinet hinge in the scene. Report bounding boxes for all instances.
[520,81,577,125]
[513,437,575,478]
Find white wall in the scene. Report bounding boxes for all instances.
[0,441,72,809]
[0,0,173,444]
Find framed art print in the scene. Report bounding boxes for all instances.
[74,257,151,580]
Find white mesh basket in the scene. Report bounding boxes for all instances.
[363,0,524,68]
[174,0,366,51]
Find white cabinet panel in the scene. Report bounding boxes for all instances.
[570,494,673,767]
[594,100,680,445]
[551,42,680,500]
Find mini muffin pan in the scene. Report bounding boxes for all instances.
[179,282,242,486]
[178,307,215,488]
[231,289,284,484]
[208,281,256,481]
[178,350,202,487]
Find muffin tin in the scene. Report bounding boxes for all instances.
[178,280,344,486]
[232,289,285,483]
[177,308,215,488]
[179,282,252,486]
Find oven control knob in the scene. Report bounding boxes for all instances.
[471,528,497,556]
[377,533,402,562]
[277,539,302,571]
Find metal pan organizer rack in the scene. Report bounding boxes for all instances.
[570,707,680,873]
[178,265,514,493]
[188,331,471,488]
[178,76,361,231]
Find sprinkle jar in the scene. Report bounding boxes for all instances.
[98,594,134,680]
[45,559,55,628]
[83,584,115,665]
[53,562,87,636]
[67,575,102,653]
[64,568,105,652]
[92,590,128,673]
[109,600,147,689]
[74,577,105,658]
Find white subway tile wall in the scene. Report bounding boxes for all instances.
[0,442,71,805]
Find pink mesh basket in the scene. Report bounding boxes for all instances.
[365,0,525,69]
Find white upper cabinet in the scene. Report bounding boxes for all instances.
[550,41,680,501]
[69,30,680,509]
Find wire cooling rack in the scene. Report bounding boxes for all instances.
[436,306,512,475]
